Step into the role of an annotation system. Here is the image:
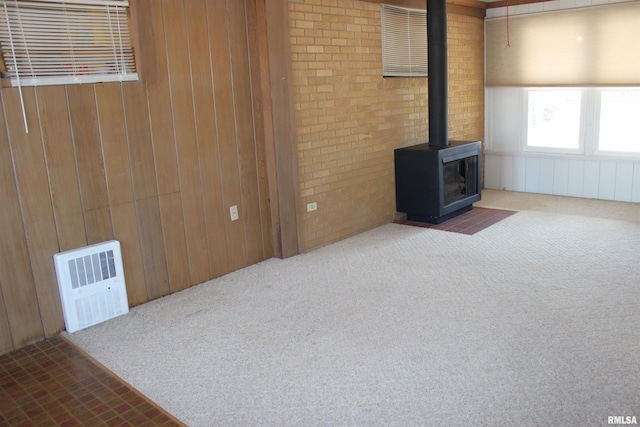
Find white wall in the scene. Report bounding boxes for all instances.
[484,0,640,204]
[485,152,640,202]
[484,87,640,203]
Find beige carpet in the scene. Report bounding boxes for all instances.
[65,190,640,426]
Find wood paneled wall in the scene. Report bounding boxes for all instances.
[0,0,274,354]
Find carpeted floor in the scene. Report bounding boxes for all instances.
[65,190,640,426]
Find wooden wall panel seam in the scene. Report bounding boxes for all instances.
[162,0,211,286]
[185,0,231,279]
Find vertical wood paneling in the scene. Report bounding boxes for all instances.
[227,0,265,266]
[37,85,87,252]
[135,197,170,301]
[122,82,170,301]
[0,91,44,348]
[140,0,190,292]
[158,194,191,293]
[208,0,248,272]
[67,85,114,244]
[0,0,272,355]
[245,0,273,261]
[73,99,115,242]
[96,84,134,206]
[111,202,148,305]
[185,0,230,278]
[262,0,300,257]
[3,88,62,338]
[253,0,281,259]
[124,84,159,202]
[135,0,180,197]
[95,83,148,303]
[163,0,211,286]
[0,290,12,354]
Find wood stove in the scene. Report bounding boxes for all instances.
[394,0,482,224]
[395,141,481,223]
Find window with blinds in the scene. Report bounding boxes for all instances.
[381,4,427,77]
[0,0,138,87]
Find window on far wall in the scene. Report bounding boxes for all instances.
[526,89,582,153]
[597,89,640,154]
[380,4,427,77]
[522,87,640,157]
[0,0,138,87]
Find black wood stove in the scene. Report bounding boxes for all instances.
[394,0,482,224]
[395,140,481,223]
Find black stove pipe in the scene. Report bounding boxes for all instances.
[427,0,448,147]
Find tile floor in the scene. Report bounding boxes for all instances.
[0,336,184,427]
[395,206,517,235]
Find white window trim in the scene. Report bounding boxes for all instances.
[522,88,586,155]
[486,86,640,161]
[590,87,640,159]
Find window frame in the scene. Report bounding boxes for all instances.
[0,0,138,88]
[380,4,428,78]
[513,86,640,159]
[522,88,587,155]
[592,87,640,158]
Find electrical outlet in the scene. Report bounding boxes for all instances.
[306,202,317,212]
[230,205,239,221]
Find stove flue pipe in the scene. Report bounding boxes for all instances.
[427,0,449,147]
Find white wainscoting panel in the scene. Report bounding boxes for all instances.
[525,157,540,193]
[614,163,634,202]
[567,160,584,198]
[598,162,617,201]
[485,155,500,190]
[539,158,555,195]
[485,153,640,204]
[499,155,513,192]
[583,161,600,199]
[553,159,569,197]
[633,163,640,203]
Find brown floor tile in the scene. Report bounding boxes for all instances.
[0,336,185,427]
[395,206,517,234]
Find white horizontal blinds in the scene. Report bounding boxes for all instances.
[381,4,427,77]
[0,0,138,87]
[486,2,640,87]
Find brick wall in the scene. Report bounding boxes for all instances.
[288,0,485,251]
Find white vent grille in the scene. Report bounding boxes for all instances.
[54,240,129,333]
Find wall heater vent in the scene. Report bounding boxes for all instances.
[54,240,129,333]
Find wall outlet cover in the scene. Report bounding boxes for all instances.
[230,205,239,221]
